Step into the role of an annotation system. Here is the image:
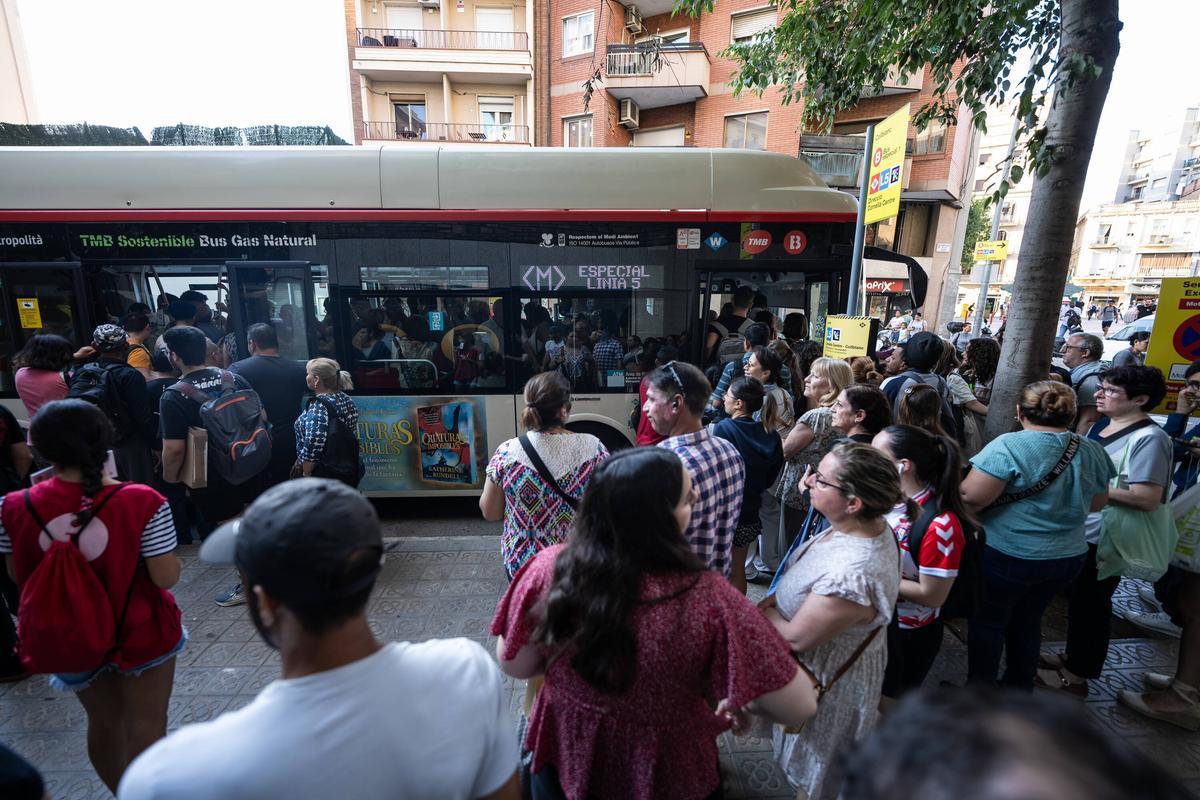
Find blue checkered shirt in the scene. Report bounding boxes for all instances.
[592,337,625,374]
[658,428,745,576]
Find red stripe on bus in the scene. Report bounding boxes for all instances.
[0,209,856,224]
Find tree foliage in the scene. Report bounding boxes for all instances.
[673,0,1105,200]
[961,199,992,274]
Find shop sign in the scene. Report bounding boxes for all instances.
[353,396,488,492]
[863,279,906,293]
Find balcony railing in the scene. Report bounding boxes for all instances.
[357,27,528,51]
[364,121,530,144]
[1184,156,1200,169]
[605,42,707,76]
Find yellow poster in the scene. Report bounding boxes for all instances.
[1144,277,1200,414]
[973,240,1009,261]
[864,103,910,225]
[16,298,41,329]
[823,315,877,359]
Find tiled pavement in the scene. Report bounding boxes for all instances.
[1,535,1195,799]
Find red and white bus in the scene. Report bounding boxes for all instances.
[0,145,859,495]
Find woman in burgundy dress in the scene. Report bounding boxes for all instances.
[492,447,817,800]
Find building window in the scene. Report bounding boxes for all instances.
[393,99,427,138]
[1096,223,1112,244]
[979,152,992,165]
[973,179,987,193]
[914,120,946,155]
[724,112,768,150]
[562,12,594,57]
[564,115,592,147]
[730,7,776,44]
[479,97,515,141]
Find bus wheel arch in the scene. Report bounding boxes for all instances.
[565,421,632,452]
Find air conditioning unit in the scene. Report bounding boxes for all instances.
[624,5,643,33]
[619,98,640,130]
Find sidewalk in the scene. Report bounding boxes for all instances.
[1,536,1194,798]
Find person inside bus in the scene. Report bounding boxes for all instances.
[124,313,155,379]
[153,300,198,360]
[151,293,178,334]
[706,285,755,365]
[179,290,224,344]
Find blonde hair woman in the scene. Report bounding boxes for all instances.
[294,358,362,484]
[765,442,903,798]
[769,358,853,542]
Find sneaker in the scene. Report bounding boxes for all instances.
[1136,583,1164,612]
[1119,686,1200,732]
[215,583,246,607]
[1143,672,1174,692]
[1123,609,1182,639]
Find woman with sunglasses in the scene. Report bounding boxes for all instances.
[764,442,903,799]
[491,448,817,800]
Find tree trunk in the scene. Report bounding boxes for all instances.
[983,0,1122,442]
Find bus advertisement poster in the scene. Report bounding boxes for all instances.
[352,396,488,492]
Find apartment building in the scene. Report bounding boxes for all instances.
[1114,105,1200,204]
[0,0,37,124]
[1071,200,1200,308]
[957,101,1028,319]
[343,0,535,145]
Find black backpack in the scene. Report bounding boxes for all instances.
[906,498,984,620]
[310,396,365,488]
[66,362,137,443]
[169,371,272,486]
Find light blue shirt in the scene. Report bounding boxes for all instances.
[971,429,1116,560]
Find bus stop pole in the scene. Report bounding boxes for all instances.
[972,117,1020,333]
[846,124,875,317]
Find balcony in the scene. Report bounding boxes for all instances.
[1184,156,1200,169]
[1127,170,1150,184]
[798,134,914,190]
[608,0,676,16]
[861,64,923,98]
[353,27,532,82]
[604,43,710,110]
[363,121,530,144]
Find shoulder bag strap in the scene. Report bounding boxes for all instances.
[517,434,578,511]
[169,380,209,406]
[985,435,1080,512]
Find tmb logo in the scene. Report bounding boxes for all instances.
[741,230,772,254]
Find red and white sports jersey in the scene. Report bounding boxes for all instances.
[885,488,965,630]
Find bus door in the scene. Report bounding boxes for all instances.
[0,262,89,391]
[698,267,839,359]
[226,261,329,364]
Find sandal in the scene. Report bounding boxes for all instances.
[1038,651,1066,671]
[1035,667,1088,699]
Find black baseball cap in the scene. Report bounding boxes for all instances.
[200,478,383,606]
[902,331,944,372]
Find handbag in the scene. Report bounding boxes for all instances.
[1097,435,1178,582]
[1171,481,1200,573]
[984,434,1079,512]
[518,434,578,511]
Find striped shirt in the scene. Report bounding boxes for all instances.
[658,429,745,577]
[0,497,177,558]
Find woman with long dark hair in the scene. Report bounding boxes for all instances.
[0,400,183,793]
[13,334,75,429]
[491,447,816,800]
[873,424,977,697]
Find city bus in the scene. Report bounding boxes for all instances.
[0,145,862,496]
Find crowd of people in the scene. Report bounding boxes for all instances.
[0,291,1195,800]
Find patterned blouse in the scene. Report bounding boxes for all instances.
[294,392,359,464]
[486,431,608,578]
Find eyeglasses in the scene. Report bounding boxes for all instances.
[1097,384,1126,397]
[1187,380,1200,391]
[1061,344,1085,352]
[808,468,845,493]
[662,361,685,394]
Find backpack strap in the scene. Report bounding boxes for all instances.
[518,434,578,511]
[168,379,211,405]
[219,369,236,393]
[904,499,941,571]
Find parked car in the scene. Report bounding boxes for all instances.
[1104,314,1154,362]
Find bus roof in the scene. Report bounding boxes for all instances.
[0,145,857,218]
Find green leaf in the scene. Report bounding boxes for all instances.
[1009,164,1024,184]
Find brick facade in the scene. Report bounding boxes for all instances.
[344,0,366,144]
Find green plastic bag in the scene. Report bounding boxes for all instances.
[1096,437,1178,581]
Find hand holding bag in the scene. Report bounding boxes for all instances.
[1097,436,1178,582]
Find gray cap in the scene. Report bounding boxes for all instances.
[201,478,383,605]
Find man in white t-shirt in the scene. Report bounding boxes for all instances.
[118,479,519,800]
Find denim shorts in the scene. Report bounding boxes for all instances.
[49,627,189,692]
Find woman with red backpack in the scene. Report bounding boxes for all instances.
[0,400,183,793]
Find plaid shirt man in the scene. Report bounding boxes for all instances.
[592,336,625,375]
[658,428,745,576]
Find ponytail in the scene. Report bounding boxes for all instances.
[338,370,354,391]
[74,452,108,530]
[881,425,979,532]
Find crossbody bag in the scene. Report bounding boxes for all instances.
[518,434,578,511]
[984,434,1080,512]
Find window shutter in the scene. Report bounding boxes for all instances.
[730,8,776,42]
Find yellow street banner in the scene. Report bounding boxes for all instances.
[864,103,909,225]
[973,240,1009,261]
[824,315,878,359]
[1145,278,1200,414]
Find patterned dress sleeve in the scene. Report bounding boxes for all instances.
[490,545,559,660]
[703,575,798,709]
[486,440,511,484]
[809,553,895,627]
[295,402,330,463]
